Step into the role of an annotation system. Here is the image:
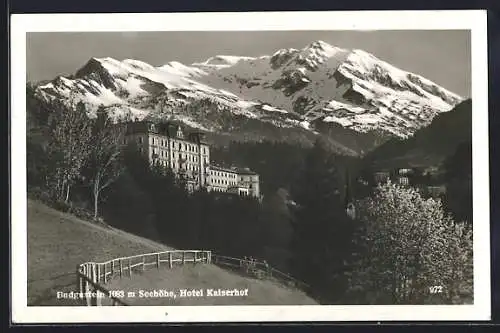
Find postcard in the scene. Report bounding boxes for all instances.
[10,10,490,323]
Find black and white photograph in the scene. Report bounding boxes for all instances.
[11,10,490,322]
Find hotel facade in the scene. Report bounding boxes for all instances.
[123,120,260,198]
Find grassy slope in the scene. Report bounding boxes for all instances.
[105,265,316,306]
[27,199,316,306]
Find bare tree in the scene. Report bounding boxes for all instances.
[45,99,92,202]
[87,106,126,220]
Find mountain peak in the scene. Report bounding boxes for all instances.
[33,40,465,154]
[307,40,332,49]
[196,55,255,67]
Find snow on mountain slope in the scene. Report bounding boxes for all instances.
[30,40,463,154]
[192,41,462,138]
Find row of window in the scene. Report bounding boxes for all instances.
[153,159,203,172]
[123,136,208,155]
[210,179,237,186]
[151,137,208,154]
[153,151,210,165]
[152,150,208,164]
[209,187,251,196]
[210,170,237,178]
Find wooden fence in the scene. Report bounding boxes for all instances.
[76,250,212,306]
[212,254,309,291]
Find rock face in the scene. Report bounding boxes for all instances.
[29,40,463,155]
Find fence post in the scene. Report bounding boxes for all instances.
[129,258,132,278]
[104,263,107,284]
[76,265,81,295]
[92,263,97,306]
[182,252,186,265]
[111,260,115,276]
[92,263,97,284]
[86,264,92,306]
[119,259,123,278]
[142,256,145,272]
[157,253,160,270]
[169,252,173,269]
[193,251,197,265]
[207,251,211,264]
[96,285,102,306]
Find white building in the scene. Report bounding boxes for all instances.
[124,120,260,197]
[124,120,210,192]
[208,165,260,198]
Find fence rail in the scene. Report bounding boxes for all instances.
[77,250,307,306]
[212,254,309,291]
[76,250,212,306]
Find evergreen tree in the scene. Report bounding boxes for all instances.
[289,139,356,303]
[442,141,472,225]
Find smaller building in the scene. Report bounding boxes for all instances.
[209,165,239,193]
[372,167,416,186]
[426,185,447,198]
[373,171,391,184]
[235,167,260,198]
[208,165,260,198]
[227,185,250,196]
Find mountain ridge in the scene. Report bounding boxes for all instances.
[28,40,463,155]
[363,98,472,169]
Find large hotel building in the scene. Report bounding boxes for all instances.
[123,120,260,198]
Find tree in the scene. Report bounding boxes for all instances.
[45,100,92,202]
[289,139,356,302]
[86,106,126,220]
[442,141,472,225]
[350,181,473,304]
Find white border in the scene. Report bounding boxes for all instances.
[11,10,490,323]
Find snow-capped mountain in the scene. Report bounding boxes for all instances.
[30,40,463,155]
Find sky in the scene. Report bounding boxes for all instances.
[27,30,471,97]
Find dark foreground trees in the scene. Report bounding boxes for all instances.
[289,139,358,303]
[442,140,472,225]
